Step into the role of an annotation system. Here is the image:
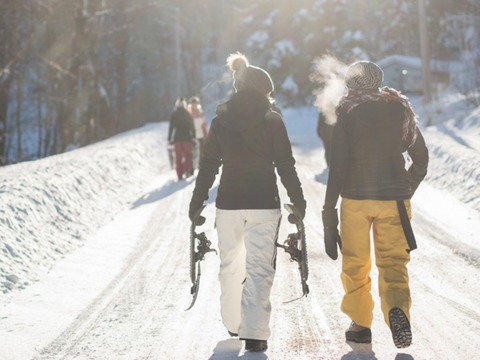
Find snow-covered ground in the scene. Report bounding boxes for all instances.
[0,93,479,359]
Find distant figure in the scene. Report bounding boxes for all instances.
[168,97,196,181]
[189,52,305,353]
[316,111,334,167]
[188,96,209,170]
[322,61,429,348]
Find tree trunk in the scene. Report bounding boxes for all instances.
[115,17,128,132]
[0,0,16,165]
[43,98,53,157]
[36,80,43,158]
[15,78,23,160]
[0,76,13,165]
[61,0,87,150]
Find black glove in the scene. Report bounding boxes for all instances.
[322,208,342,260]
[407,165,426,196]
[189,198,205,226]
[289,200,306,224]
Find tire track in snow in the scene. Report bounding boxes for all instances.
[34,178,197,359]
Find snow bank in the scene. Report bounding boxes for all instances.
[417,91,480,213]
[424,125,480,213]
[0,123,167,295]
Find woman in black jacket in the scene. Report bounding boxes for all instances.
[189,52,305,352]
[322,61,429,349]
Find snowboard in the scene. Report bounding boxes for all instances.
[186,205,216,310]
[277,203,310,301]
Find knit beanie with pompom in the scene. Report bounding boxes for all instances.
[345,61,384,90]
[175,96,187,109]
[226,52,274,95]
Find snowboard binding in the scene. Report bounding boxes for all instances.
[186,205,216,311]
[276,204,310,302]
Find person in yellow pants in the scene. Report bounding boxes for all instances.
[322,61,429,348]
[340,199,412,330]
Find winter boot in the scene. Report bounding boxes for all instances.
[389,307,412,348]
[345,322,372,343]
[245,339,268,352]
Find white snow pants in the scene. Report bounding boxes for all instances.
[215,208,281,341]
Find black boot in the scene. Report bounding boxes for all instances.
[345,322,372,343]
[245,339,268,352]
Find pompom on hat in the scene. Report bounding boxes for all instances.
[226,52,274,95]
[175,96,187,108]
[344,61,384,90]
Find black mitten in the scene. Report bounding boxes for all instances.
[407,165,426,196]
[189,199,205,226]
[322,208,342,260]
[289,200,306,223]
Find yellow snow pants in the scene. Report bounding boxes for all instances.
[340,198,412,328]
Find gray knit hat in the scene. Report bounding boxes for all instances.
[345,61,384,90]
[226,52,274,95]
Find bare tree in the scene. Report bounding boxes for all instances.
[0,2,17,165]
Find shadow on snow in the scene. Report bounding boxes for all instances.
[130,177,195,209]
[341,341,415,360]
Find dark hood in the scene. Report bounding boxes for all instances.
[216,90,272,132]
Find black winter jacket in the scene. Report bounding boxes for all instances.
[324,100,429,209]
[191,90,305,211]
[168,107,195,142]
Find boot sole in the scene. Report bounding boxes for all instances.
[389,308,412,348]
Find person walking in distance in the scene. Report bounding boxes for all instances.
[188,52,306,352]
[188,96,209,171]
[168,97,196,181]
[322,61,428,348]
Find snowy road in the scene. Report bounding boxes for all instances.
[1,115,480,359]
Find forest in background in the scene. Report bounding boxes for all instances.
[0,0,479,165]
